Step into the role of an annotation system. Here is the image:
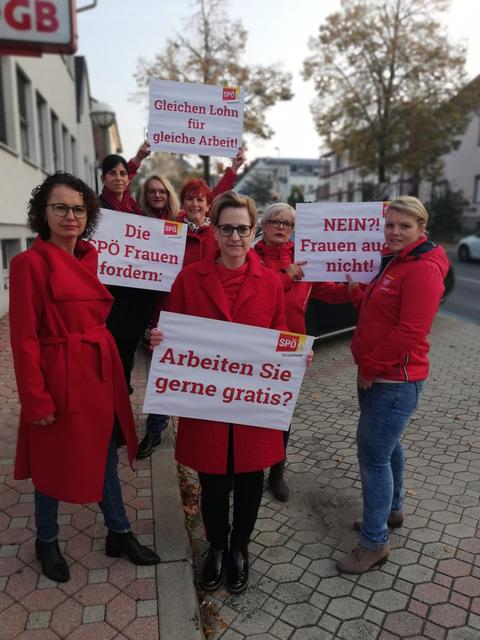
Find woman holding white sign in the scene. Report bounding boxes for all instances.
[335,196,449,574]
[9,172,160,583]
[164,191,287,594]
[138,149,247,460]
[255,202,349,502]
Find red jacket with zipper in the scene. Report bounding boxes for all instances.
[351,237,449,382]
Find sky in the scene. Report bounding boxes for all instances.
[76,0,480,163]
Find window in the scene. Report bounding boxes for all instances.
[62,125,70,172]
[347,182,355,201]
[36,92,47,169]
[17,69,31,159]
[0,63,7,145]
[474,176,480,203]
[51,111,60,170]
[70,136,77,175]
[1,239,21,290]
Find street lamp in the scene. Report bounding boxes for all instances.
[90,100,115,192]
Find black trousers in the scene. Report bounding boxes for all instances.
[106,285,157,386]
[198,426,264,550]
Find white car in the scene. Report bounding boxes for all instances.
[457,232,480,261]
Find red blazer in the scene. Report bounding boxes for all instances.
[9,238,137,503]
[168,250,287,474]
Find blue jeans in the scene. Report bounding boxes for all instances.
[357,381,425,549]
[146,413,169,435]
[35,439,131,542]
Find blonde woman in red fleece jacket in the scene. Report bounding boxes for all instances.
[336,196,449,575]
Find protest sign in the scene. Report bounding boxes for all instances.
[294,202,387,284]
[143,312,314,431]
[148,79,244,157]
[89,210,187,292]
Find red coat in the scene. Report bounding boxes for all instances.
[254,240,352,334]
[9,238,137,503]
[351,238,449,381]
[168,250,287,474]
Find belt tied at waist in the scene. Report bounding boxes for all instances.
[41,324,111,414]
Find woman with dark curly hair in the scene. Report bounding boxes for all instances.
[9,172,159,584]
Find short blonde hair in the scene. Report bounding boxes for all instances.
[261,202,295,227]
[210,191,257,227]
[386,196,428,228]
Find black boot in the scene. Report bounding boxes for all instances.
[226,546,249,594]
[35,539,70,583]
[268,460,289,502]
[136,433,162,460]
[200,546,227,591]
[106,530,160,565]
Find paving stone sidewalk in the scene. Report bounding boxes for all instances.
[188,313,480,640]
[0,314,161,640]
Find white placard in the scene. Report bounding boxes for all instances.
[143,312,314,431]
[295,202,387,284]
[148,79,244,157]
[89,210,187,292]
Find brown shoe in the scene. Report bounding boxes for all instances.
[353,511,404,531]
[338,544,390,574]
[268,461,289,502]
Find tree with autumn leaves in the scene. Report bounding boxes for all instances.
[133,0,292,184]
[303,0,479,196]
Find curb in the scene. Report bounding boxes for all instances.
[151,421,205,640]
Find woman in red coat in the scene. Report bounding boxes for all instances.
[137,149,247,459]
[9,172,159,584]
[163,190,288,594]
[254,202,349,502]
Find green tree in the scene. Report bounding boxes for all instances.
[241,173,273,206]
[287,186,305,207]
[129,152,199,199]
[303,0,476,195]
[428,183,467,239]
[133,0,293,184]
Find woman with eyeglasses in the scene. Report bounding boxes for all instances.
[140,174,180,221]
[137,149,247,460]
[254,202,341,501]
[157,191,288,594]
[9,172,160,584]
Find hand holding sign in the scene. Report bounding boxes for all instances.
[144,313,314,431]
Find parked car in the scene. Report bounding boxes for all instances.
[457,232,480,261]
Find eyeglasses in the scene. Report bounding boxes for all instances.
[216,224,254,237]
[47,203,88,219]
[148,189,168,195]
[267,219,294,229]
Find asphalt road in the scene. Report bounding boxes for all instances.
[441,248,480,325]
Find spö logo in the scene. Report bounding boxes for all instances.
[164,222,180,236]
[222,86,239,101]
[276,332,306,353]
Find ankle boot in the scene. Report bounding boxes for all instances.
[106,530,160,565]
[226,546,249,594]
[337,543,390,574]
[35,539,70,583]
[200,546,227,591]
[268,460,289,502]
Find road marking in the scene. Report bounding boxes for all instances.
[456,276,480,285]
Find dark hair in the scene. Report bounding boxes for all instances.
[180,178,211,204]
[27,171,100,240]
[101,154,128,176]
